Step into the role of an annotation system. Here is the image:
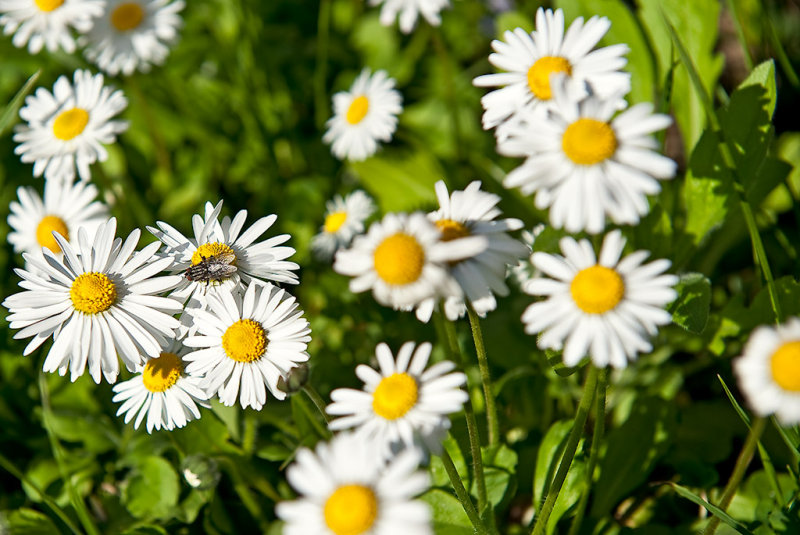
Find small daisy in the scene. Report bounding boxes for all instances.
[734,318,800,425]
[182,282,311,410]
[323,69,402,162]
[14,69,128,183]
[0,0,103,54]
[368,0,449,34]
[311,190,375,261]
[498,80,676,234]
[112,343,210,433]
[327,341,468,457]
[276,432,432,535]
[333,212,486,310]
[3,218,182,383]
[81,0,185,76]
[473,8,630,139]
[522,230,678,369]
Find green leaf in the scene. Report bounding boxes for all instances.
[0,508,59,535]
[667,482,756,534]
[420,489,474,535]
[478,444,518,507]
[0,70,40,137]
[430,437,468,488]
[668,272,712,333]
[122,456,180,520]
[210,399,240,443]
[120,527,169,535]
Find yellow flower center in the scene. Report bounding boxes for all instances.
[372,372,418,420]
[191,242,236,265]
[346,95,370,125]
[52,108,89,141]
[435,219,470,242]
[561,118,618,165]
[36,215,69,252]
[222,319,267,363]
[111,2,145,32]
[142,352,183,393]
[324,211,348,233]
[527,56,572,100]
[770,341,800,392]
[324,485,378,535]
[70,272,117,314]
[570,265,625,315]
[372,233,425,286]
[34,0,63,11]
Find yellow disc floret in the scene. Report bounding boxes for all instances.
[70,272,117,314]
[373,233,425,286]
[561,118,618,165]
[770,341,800,392]
[324,484,378,535]
[570,265,625,315]
[36,215,69,252]
[191,242,236,265]
[52,108,90,141]
[111,2,145,32]
[142,352,183,393]
[435,219,470,242]
[222,319,267,363]
[372,372,419,420]
[346,95,370,125]
[527,56,572,100]
[35,0,63,11]
[324,211,348,233]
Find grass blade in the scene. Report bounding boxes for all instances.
[0,70,40,137]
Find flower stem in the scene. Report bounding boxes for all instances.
[531,366,599,535]
[705,416,767,535]
[440,448,490,535]
[466,305,500,446]
[302,383,331,423]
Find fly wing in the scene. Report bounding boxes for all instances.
[216,251,237,264]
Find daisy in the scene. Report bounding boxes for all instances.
[323,69,402,162]
[333,212,486,311]
[3,218,182,384]
[368,0,450,34]
[81,0,185,76]
[734,318,800,425]
[498,80,676,234]
[182,282,311,410]
[522,230,678,369]
[473,8,630,139]
[276,432,432,535]
[415,180,529,321]
[311,190,375,261]
[0,0,103,54]
[14,69,128,183]
[112,342,210,433]
[327,341,467,457]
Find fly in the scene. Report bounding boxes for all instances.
[184,251,237,285]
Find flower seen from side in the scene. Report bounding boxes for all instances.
[368,0,450,34]
[0,0,104,54]
[312,190,375,261]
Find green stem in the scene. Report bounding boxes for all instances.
[440,448,490,535]
[38,373,101,535]
[297,393,332,439]
[466,305,500,446]
[242,412,257,456]
[739,198,782,323]
[764,0,800,89]
[531,366,599,535]
[724,0,753,71]
[313,0,332,128]
[706,416,767,535]
[302,384,331,423]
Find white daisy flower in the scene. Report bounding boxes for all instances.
[0,0,103,54]
[522,230,678,369]
[473,8,630,139]
[311,190,375,261]
[182,282,311,411]
[81,0,185,76]
[14,69,128,183]
[323,69,402,162]
[276,432,432,535]
[415,180,529,321]
[3,218,182,384]
[112,344,210,433]
[369,0,449,34]
[333,212,486,311]
[498,80,676,234]
[327,341,467,457]
[734,318,800,425]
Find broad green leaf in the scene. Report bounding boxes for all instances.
[122,456,180,520]
[121,527,169,535]
[534,420,572,505]
[348,149,441,212]
[430,437,468,488]
[669,272,711,333]
[420,489,474,535]
[764,132,800,213]
[210,399,241,443]
[668,482,756,534]
[0,70,40,137]
[478,444,518,507]
[0,508,59,535]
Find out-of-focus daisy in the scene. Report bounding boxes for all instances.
[522,230,677,369]
[734,318,800,425]
[112,343,209,433]
[14,69,128,183]
[0,0,103,54]
[327,341,467,457]
[473,8,630,140]
[498,81,676,234]
[81,0,184,76]
[312,190,375,261]
[323,69,402,162]
[415,180,529,321]
[3,218,182,383]
[369,0,449,34]
[182,282,311,410]
[333,212,486,311]
[276,432,432,535]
